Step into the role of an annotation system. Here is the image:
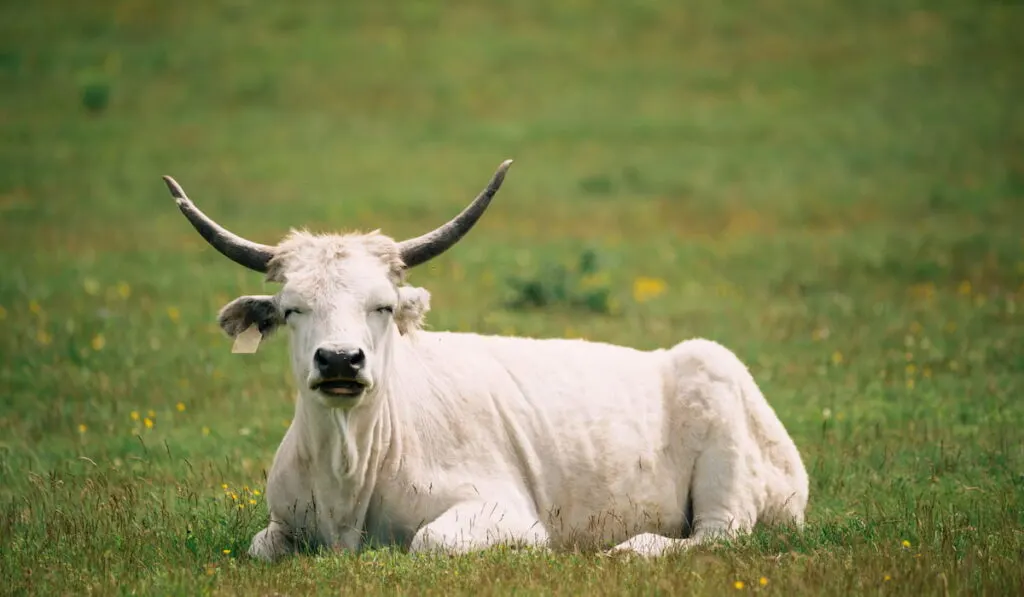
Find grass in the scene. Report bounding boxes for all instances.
[1,0,1022,594]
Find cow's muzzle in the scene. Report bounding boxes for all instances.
[310,346,369,397]
[314,346,364,378]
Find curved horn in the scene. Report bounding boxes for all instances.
[398,159,513,269]
[162,176,276,273]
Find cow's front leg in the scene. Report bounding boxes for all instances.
[249,520,296,562]
[410,500,549,555]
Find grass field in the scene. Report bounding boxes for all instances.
[2,0,1023,594]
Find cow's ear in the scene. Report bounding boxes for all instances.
[395,286,431,335]
[218,295,282,338]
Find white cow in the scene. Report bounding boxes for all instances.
[163,160,809,561]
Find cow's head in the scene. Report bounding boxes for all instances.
[164,160,512,408]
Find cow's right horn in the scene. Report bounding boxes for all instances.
[162,176,276,273]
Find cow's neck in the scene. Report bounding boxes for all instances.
[296,393,389,476]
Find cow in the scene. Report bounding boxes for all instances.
[162,159,809,561]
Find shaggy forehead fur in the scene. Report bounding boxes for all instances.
[265,230,407,286]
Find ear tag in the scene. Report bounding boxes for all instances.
[231,324,263,354]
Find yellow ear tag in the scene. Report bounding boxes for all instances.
[231,324,263,354]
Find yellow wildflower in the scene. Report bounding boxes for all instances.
[905,364,917,375]
[29,300,42,315]
[143,417,154,429]
[253,490,261,496]
[222,549,231,555]
[167,306,180,323]
[759,577,768,586]
[831,351,843,365]
[884,574,892,582]
[202,426,211,436]
[958,280,972,295]
[230,493,238,501]
[36,330,52,346]
[221,483,228,490]
[238,503,245,509]
[91,334,106,351]
[78,424,87,434]
[83,278,100,296]
[249,499,257,505]
[632,276,667,303]
[902,539,911,548]
[130,410,140,421]
[176,402,186,412]
[733,580,744,590]
[116,281,131,299]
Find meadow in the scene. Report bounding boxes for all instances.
[1,0,1022,594]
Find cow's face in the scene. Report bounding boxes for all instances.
[217,233,431,408]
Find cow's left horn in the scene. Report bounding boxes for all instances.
[162,176,276,273]
[397,159,513,269]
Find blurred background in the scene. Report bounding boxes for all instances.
[2,0,1022,452]
[3,0,1023,457]
[5,0,1020,246]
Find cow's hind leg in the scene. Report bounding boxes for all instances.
[410,500,550,555]
[609,442,756,557]
[611,340,764,558]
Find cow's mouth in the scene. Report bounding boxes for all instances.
[313,379,366,396]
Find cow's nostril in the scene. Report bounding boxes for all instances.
[314,348,331,368]
[349,348,365,367]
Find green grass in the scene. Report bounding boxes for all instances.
[1,0,1022,594]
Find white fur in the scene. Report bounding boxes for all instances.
[215,231,809,561]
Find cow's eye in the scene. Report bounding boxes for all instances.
[374,305,394,315]
[283,308,303,319]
